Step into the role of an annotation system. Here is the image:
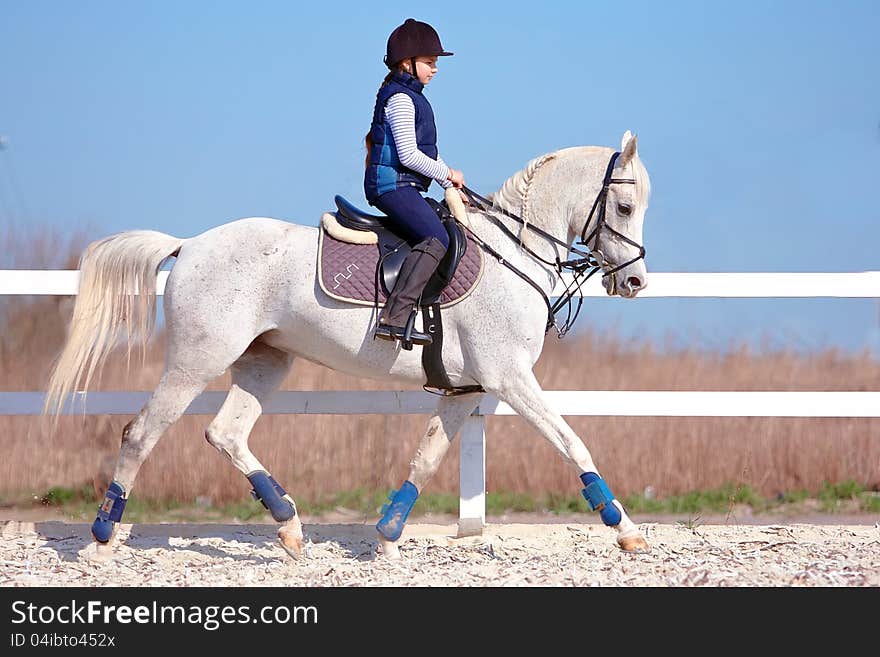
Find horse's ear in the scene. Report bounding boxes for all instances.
[619,131,638,166]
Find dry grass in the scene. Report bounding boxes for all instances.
[1,225,878,505]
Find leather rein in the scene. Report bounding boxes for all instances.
[459,151,645,336]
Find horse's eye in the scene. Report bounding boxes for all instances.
[618,203,633,216]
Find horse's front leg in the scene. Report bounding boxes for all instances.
[376,392,483,559]
[489,365,649,553]
[203,342,304,558]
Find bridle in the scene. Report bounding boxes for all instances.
[460,151,646,337]
[579,151,646,278]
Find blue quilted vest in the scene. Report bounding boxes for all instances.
[364,70,439,203]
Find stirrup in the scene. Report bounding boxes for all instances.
[374,318,432,348]
[374,325,432,347]
[401,311,417,350]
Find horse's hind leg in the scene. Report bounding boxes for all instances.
[376,392,483,559]
[487,364,650,553]
[202,340,304,557]
[90,366,214,554]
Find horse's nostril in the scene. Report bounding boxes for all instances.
[627,276,643,290]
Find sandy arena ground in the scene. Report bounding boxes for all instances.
[2,515,878,587]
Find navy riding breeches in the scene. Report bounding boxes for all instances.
[370,186,450,249]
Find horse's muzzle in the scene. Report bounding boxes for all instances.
[604,272,646,298]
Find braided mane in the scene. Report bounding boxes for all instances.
[486,151,558,251]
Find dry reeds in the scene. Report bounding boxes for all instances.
[1,224,878,505]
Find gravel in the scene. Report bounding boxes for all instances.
[2,520,878,587]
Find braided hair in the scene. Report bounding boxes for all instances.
[363,67,404,168]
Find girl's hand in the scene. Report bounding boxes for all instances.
[447,168,465,188]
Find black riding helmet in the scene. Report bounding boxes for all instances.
[384,18,453,70]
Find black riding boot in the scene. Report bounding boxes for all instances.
[375,236,447,348]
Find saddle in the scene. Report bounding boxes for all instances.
[333,195,468,303]
[317,195,485,395]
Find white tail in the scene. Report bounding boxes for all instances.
[43,230,184,419]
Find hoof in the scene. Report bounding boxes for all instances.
[378,535,401,560]
[278,522,304,560]
[617,533,651,553]
[80,540,116,564]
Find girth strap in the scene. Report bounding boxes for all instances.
[421,300,485,396]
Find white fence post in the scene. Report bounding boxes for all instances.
[457,412,486,536]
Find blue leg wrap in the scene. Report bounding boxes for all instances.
[91,481,127,543]
[376,480,418,542]
[247,470,296,522]
[580,472,622,526]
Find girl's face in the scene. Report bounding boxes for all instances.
[404,56,439,85]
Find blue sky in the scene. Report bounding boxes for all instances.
[1,1,878,354]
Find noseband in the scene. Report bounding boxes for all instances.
[460,151,646,336]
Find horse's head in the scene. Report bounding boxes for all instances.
[483,132,651,304]
[574,130,650,299]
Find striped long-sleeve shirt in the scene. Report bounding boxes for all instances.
[385,93,453,189]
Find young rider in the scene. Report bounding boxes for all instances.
[364,18,466,347]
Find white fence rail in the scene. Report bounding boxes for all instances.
[5,390,880,418]
[3,270,880,297]
[2,270,879,534]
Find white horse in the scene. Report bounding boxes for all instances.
[44,131,651,559]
